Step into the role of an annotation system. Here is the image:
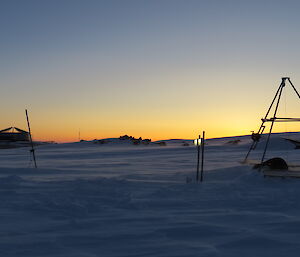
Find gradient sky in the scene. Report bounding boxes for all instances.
[2,0,300,142]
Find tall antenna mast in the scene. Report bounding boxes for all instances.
[25,109,37,168]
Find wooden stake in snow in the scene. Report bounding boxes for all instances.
[196,135,201,181]
[196,131,205,182]
[25,109,37,168]
[200,131,205,182]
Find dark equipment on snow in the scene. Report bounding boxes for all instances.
[251,133,261,142]
[253,157,288,170]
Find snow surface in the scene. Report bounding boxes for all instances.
[1,134,300,256]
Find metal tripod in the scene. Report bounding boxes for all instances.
[244,77,300,165]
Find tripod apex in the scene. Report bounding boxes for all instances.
[282,77,290,80]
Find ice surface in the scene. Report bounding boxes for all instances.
[1,134,300,256]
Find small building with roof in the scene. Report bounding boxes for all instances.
[0,127,30,142]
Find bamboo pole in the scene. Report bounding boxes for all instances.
[25,109,37,168]
[196,135,201,182]
[200,131,205,182]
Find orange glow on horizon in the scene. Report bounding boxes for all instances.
[33,124,300,143]
[4,76,300,144]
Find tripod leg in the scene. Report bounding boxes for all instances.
[263,81,284,119]
[260,79,285,168]
[244,141,257,163]
[243,123,264,162]
[244,82,283,162]
[287,78,300,99]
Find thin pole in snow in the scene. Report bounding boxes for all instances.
[25,109,37,168]
[200,131,205,182]
[196,134,201,182]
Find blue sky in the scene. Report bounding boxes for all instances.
[2,0,300,141]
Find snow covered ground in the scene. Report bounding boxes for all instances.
[1,134,300,256]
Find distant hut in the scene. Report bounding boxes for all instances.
[0,127,30,142]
